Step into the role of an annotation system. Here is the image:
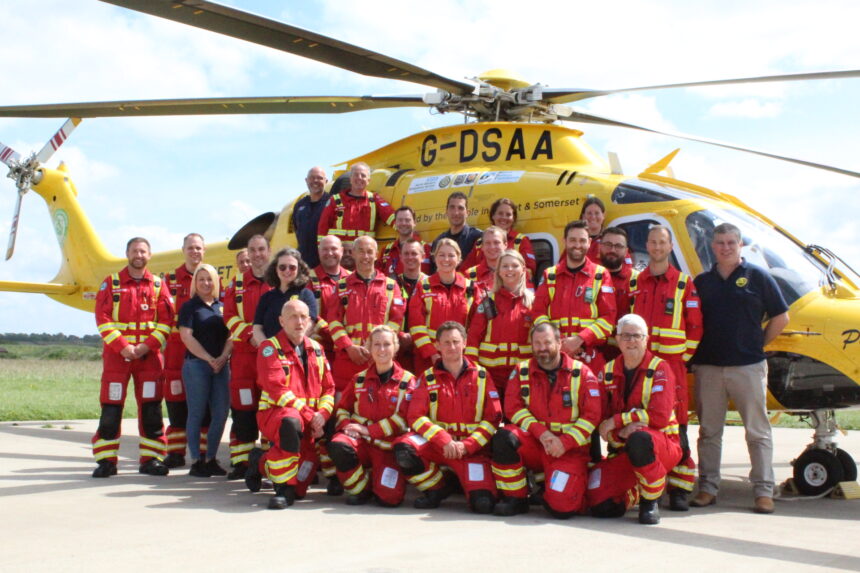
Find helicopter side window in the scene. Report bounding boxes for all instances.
[685,208,821,306]
[614,219,680,271]
[530,238,554,286]
[611,180,677,204]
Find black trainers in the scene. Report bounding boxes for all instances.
[639,498,661,525]
[268,484,296,510]
[92,460,117,478]
[669,489,690,512]
[326,476,344,496]
[345,488,373,506]
[189,460,211,478]
[494,495,530,516]
[244,448,264,492]
[205,459,227,477]
[139,458,170,476]
[163,453,186,468]
[226,463,247,480]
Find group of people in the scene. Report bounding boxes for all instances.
[90,162,790,524]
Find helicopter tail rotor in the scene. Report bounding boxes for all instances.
[3,118,81,260]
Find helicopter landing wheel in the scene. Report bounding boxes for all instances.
[792,449,845,496]
[835,448,858,482]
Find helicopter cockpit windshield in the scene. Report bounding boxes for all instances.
[685,208,823,306]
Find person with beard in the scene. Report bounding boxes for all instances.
[533,220,617,375]
[377,206,431,276]
[393,238,428,368]
[491,322,602,518]
[91,237,174,478]
[429,191,483,272]
[598,227,639,362]
[629,225,702,510]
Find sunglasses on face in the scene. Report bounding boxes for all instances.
[278,264,298,272]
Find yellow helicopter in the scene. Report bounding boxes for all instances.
[1,0,859,496]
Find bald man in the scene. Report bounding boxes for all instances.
[292,166,330,268]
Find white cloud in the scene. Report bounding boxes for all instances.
[708,99,784,118]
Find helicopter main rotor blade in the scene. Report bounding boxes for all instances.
[0,95,426,118]
[34,118,81,165]
[0,141,21,167]
[5,189,24,260]
[560,108,860,178]
[544,69,860,104]
[99,0,474,96]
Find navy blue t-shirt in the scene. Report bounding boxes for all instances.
[430,224,483,273]
[178,295,230,359]
[291,192,329,269]
[253,285,318,338]
[692,260,789,366]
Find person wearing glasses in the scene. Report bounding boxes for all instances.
[587,313,683,525]
[597,227,639,361]
[253,248,318,340]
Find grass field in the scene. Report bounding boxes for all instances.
[2,344,860,429]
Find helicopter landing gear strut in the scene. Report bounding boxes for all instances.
[791,409,857,496]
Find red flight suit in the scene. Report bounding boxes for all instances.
[254,333,335,495]
[586,353,683,510]
[464,261,496,292]
[492,355,602,514]
[603,265,639,363]
[532,259,617,373]
[462,229,537,278]
[377,233,432,276]
[92,267,173,464]
[630,265,703,492]
[309,264,350,364]
[394,271,428,369]
[394,359,502,497]
[222,270,272,467]
[326,270,406,391]
[329,363,417,505]
[407,273,481,374]
[466,288,533,405]
[316,189,396,245]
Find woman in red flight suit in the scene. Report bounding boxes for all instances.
[467,250,534,411]
[408,238,481,374]
[462,198,536,278]
[327,325,417,506]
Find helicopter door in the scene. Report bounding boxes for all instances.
[609,215,685,272]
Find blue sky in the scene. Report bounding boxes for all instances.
[1,0,859,335]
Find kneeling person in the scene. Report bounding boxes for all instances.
[587,314,683,525]
[328,325,417,506]
[491,322,602,518]
[393,321,501,513]
[246,300,335,509]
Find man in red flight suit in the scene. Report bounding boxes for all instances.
[587,313,683,525]
[533,220,617,374]
[328,325,417,506]
[377,205,431,276]
[309,235,350,365]
[163,232,207,469]
[92,237,173,478]
[393,238,428,369]
[491,322,602,518]
[393,321,502,514]
[222,234,273,479]
[244,300,336,509]
[316,161,396,249]
[464,226,507,291]
[630,225,702,510]
[326,236,406,393]
[598,227,638,363]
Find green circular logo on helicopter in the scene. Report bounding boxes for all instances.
[53,209,69,244]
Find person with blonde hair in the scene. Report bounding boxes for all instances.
[467,249,534,407]
[178,263,233,477]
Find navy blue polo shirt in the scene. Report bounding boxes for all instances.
[692,260,789,366]
[430,224,483,273]
[178,295,230,359]
[291,192,329,269]
[254,285,318,338]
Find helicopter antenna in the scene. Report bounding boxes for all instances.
[1,118,80,260]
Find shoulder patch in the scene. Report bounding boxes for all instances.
[100,281,108,291]
[262,346,274,358]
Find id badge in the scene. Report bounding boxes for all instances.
[664,298,675,315]
[583,287,594,304]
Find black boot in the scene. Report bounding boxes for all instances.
[139,458,169,476]
[268,484,296,510]
[92,460,117,478]
[326,476,344,496]
[669,489,690,512]
[226,462,247,480]
[244,448,264,492]
[528,484,545,506]
[345,488,373,506]
[639,498,661,525]
[413,485,449,509]
[163,453,186,468]
[494,495,530,516]
[205,459,227,477]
